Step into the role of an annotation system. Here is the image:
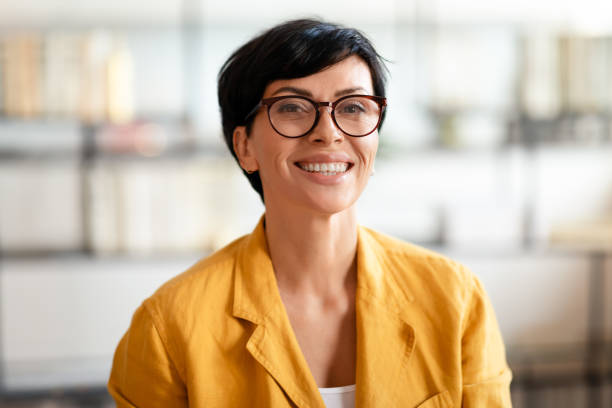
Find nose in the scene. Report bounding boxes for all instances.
[306,106,344,144]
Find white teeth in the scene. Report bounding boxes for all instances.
[298,162,349,175]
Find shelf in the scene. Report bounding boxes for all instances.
[2,241,608,264]
[0,250,207,263]
[0,384,111,404]
[0,1,184,29]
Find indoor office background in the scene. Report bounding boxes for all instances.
[0,0,611,407]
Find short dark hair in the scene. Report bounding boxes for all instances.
[217,18,388,202]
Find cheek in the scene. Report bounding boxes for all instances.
[252,134,295,173]
[369,138,379,160]
[355,136,379,167]
[249,120,278,166]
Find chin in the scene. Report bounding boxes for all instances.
[265,183,361,216]
[299,191,357,216]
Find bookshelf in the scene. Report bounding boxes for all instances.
[1,7,612,405]
[2,21,612,256]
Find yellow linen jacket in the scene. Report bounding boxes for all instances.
[108,218,512,407]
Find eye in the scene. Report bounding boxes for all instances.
[336,97,379,117]
[272,98,312,115]
[338,101,366,115]
[277,103,305,113]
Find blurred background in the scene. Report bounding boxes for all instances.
[1,0,611,407]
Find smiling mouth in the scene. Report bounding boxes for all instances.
[295,161,352,176]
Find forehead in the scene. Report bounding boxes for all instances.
[263,55,374,98]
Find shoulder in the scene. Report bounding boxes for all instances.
[359,226,470,276]
[117,234,251,381]
[359,225,476,303]
[142,234,248,326]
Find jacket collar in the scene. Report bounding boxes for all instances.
[232,216,416,408]
[353,226,417,407]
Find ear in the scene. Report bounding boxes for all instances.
[233,126,258,173]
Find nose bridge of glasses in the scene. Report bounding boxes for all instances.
[310,101,344,139]
[314,101,333,113]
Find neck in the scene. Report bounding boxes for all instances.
[263,201,358,299]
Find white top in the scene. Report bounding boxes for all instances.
[318,384,356,408]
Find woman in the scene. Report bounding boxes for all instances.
[108,19,512,407]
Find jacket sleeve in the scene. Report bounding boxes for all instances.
[460,271,513,407]
[108,301,188,408]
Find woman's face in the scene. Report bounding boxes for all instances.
[234,55,379,215]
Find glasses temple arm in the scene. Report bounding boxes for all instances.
[243,102,263,122]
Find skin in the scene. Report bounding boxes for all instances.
[233,55,379,388]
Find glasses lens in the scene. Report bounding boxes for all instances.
[334,96,381,136]
[268,97,316,137]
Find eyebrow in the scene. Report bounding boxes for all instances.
[270,86,370,98]
[334,87,369,97]
[271,86,312,97]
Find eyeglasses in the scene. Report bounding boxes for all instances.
[244,94,387,138]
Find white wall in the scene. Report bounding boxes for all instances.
[2,146,612,389]
[0,256,198,389]
[2,0,612,393]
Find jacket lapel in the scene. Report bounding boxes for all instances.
[232,218,324,408]
[354,226,417,407]
[231,219,418,407]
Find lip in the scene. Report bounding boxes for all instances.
[293,152,354,185]
[293,152,354,165]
